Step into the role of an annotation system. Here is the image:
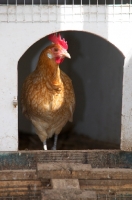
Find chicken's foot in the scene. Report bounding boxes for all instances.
[51,134,58,150]
[43,140,47,150]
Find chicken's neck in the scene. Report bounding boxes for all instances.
[47,64,62,86]
[36,61,62,90]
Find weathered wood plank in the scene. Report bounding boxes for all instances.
[97,194,132,199]
[88,168,132,180]
[0,150,132,170]
[37,163,91,179]
[41,189,96,200]
[37,163,92,171]
[0,191,41,200]
[80,179,132,192]
[0,164,132,181]
[0,180,42,187]
[0,170,37,180]
[51,179,80,189]
[0,179,50,197]
[0,190,41,197]
[37,163,132,180]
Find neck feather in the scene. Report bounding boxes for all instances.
[36,57,62,87]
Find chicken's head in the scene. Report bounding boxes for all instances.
[47,33,71,64]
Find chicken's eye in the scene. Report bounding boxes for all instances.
[54,48,59,52]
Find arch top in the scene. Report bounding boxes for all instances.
[16,25,125,62]
[1,4,132,59]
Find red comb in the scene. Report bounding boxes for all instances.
[48,33,68,50]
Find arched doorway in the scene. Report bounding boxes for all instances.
[18,31,124,150]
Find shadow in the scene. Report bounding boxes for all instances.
[59,31,86,132]
[66,31,124,144]
[58,31,124,145]
[19,131,120,150]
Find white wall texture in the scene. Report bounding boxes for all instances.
[121,50,132,151]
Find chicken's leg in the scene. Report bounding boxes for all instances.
[43,140,47,150]
[51,135,58,150]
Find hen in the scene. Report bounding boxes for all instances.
[21,33,75,150]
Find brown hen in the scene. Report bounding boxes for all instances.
[21,33,75,150]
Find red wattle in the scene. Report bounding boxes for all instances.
[55,57,64,64]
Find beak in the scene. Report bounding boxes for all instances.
[62,50,71,59]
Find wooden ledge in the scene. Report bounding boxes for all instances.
[0,150,132,170]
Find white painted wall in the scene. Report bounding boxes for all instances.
[121,50,132,151]
[0,5,132,150]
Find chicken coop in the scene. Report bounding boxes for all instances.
[0,0,132,199]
